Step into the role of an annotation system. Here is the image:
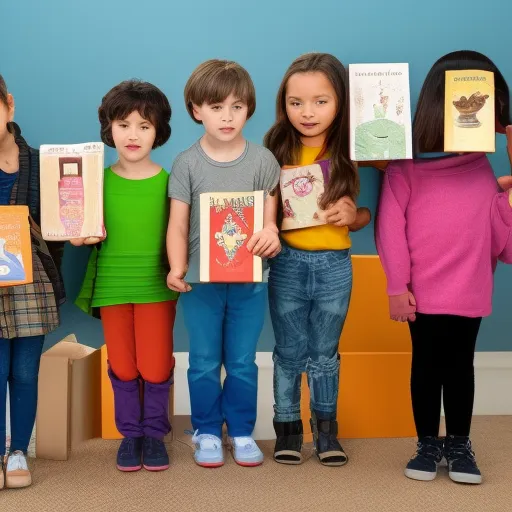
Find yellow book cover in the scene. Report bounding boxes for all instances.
[444,70,495,153]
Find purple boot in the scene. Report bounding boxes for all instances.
[141,376,172,471]
[108,368,143,471]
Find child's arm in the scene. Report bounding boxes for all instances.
[349,207,371,232]
[247,191,281,258]
[492,126,512,263]
[375,164,416,322]
[166,199,192,292]
[324,197,371,231]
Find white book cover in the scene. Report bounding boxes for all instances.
[40,142,105,241]
[349,63,413,161]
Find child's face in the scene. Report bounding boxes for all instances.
[192,93,248,144]
[0,94,15,145]
[285,71,337,147]
[111,110,156,163]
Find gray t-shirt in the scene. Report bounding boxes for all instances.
[168,139,281,282]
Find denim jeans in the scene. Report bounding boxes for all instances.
[0,335,45,455]
[268,245,352,422]
[180,283,266,438]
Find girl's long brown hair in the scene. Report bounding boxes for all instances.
[264,53,359,208]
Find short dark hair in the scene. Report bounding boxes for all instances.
[98,79,171,148]
[413,50,511,153]
[184,59,256,124]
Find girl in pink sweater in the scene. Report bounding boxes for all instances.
[376,50,511,485]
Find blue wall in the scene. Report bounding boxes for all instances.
[3,0,512,351]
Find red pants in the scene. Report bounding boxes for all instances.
[101,301,176,383]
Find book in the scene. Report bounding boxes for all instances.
[40,142,105,241]
[280,160,329,231]
[200,191,264,283]
[349,63,413,161]
[444,70,495,153]
[0,205,33,287]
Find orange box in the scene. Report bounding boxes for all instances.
[300,255,415,441]
[301,353,416,441]
[340,255,411,352]
[101,345,174,441]
[0,205,33,287]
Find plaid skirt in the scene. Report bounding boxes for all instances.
[0,248,59,339]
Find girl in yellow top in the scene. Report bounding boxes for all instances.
[264,53,370,466]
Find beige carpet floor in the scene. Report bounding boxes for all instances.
[2,416,512,512]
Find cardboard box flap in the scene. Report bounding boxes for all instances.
[44,340,96,360]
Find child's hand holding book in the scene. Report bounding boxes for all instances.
[246,225,281,259]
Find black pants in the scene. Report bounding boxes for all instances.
[408,313,482,438]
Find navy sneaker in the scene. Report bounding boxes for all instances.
[444,435,482,484]
[142,436,170,471]
[116,437,143,472]
[404,437,444,481]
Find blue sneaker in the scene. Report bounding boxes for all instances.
[142,436,170,471]
[116,437,143,472]
[191,431,224,468]
[445,436,482,485]
[229,436,264,467]
[404,437,444,481]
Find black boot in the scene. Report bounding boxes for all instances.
[310,412,348,466]
[273,420,303,465]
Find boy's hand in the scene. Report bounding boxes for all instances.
[167,269,191,293]
[323,196,357,227]
[247,227,281,258]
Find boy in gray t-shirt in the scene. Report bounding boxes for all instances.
[167,59,280,468]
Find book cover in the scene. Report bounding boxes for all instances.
[200,191,264,283]
[0,205,33,287]
[280,160,329,231]
[40,142,105,241]
[444,70,495,153]
[349,63,413,161]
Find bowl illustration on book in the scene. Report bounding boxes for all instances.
[453,92,489,128]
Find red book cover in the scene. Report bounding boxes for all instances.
[200,191,264,283]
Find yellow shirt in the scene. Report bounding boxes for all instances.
[280,146,352,251]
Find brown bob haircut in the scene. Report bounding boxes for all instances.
[184,59,256,124]
[414,50,511,153]
[98,79,171,149]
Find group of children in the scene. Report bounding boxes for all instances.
[0,49,511,490]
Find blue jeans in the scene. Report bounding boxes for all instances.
[0,335,45,455]
[180,283,266,438]
[268,245,352,422]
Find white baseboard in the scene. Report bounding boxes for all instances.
[174,352,512,440]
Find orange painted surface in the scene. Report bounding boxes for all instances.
[340,255,411,353]
[300,256,415,441]
[101,345,122,439]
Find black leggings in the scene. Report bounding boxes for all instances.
[408,313,482,438]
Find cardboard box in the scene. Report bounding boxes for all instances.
[36,334,101,460]
[100,345,174,441]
